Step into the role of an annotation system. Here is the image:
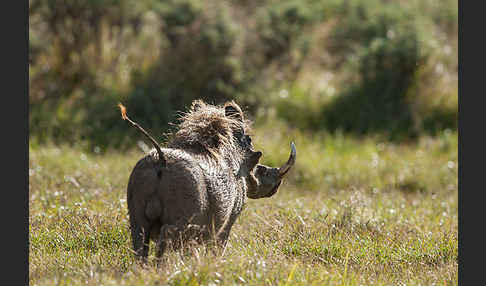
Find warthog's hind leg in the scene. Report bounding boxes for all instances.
[130,223,151,264]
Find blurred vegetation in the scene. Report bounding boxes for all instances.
[29,0,457,149]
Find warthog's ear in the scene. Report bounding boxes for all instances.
[190,99,206,112]
[224,101,244,122]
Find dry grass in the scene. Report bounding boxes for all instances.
[29,126,457,285]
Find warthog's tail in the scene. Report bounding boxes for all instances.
[118,103,166,165]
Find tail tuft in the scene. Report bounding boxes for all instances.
[118,103,128,120]
[118,103,166,166]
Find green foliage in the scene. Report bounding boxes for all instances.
[256,0,323,62]
[30,0,246,148]
[270,0,457,141]
[322,0,429,139]
[140,0,242,106]
[29,0,458,147]
[152,0,203,28]
[270,85,327,130]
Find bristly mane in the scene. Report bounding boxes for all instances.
[166,100,250,157]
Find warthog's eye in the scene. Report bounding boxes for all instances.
[238,134,253,149]
[243,135,253,148]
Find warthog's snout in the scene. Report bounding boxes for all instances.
[247,142,296,199]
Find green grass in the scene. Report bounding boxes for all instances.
[29,126,457,285]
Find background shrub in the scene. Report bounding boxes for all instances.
[29,0,457,148]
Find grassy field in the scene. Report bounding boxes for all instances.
[29,126,458,285]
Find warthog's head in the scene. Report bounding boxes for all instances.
[222,102,296,199]
[166,99,296,199]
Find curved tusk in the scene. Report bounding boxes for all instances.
[278,142,297,177]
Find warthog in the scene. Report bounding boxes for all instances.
[119,100,296,261]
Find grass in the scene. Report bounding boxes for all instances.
[29,125,457,285]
